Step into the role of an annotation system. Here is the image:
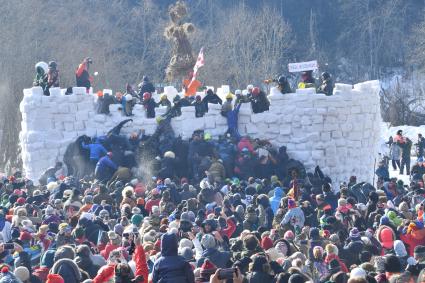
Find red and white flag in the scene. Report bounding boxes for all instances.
[192,47,205,81]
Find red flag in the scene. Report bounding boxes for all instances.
[192,47,204,82]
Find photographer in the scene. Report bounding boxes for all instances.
[93,234,148,283]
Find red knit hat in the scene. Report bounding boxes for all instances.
[199,259,217,280]
[16,197,26,205]
[46,274,65,283]
[261,236,273,250]
[136,198,145,206]
[19,231,32,241]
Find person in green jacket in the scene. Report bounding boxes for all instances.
[33,65,48,94]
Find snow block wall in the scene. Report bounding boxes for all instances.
[20,81,381,186]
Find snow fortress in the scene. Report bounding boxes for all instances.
[20,81,381,186]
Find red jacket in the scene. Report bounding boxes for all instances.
[237,138,254,153]
[400,229,425,256]
[93,245,149,283]
[220,219,236,239]
[33,267,49,282]
[100,243,120,260]
[324,254,349,273]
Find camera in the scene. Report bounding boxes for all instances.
[218,268,237,280]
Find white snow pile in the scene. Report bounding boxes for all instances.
[20,81,381,185]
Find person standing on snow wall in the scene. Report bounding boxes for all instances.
[76,57,93,91]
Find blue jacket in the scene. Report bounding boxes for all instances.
[324,192,338,211]
[152,233,195,283]
[81,142,107,160]
[95,156,118,172]
[270,187,284,214]
[226,103,242,129]
[376,166,390,180]
[197,248,231,269]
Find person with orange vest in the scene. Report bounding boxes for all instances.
[75,57,93,91]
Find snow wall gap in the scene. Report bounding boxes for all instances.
[19,81,381,186]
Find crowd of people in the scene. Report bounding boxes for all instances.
[33,58,334,121]
[377,130,425,183]
[12,58,425,283]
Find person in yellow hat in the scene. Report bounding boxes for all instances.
[156,94,172,112]
[221,93,233,116]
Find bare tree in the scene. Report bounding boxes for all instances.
[195,4,294,88]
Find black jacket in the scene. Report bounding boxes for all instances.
[152,233,195,283]
[251,92,270,114]
[139,81,155,96]
[202,90,223,111]
[318,78,334,96]
[143,99,156,118]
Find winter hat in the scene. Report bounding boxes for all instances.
[16,197,26,205]
[19,230,32,241]
[0,267,21,283]
[14,266,30,281]
[58,223,71,234]
[54,245,75,261]
[284,230,295,240]
[187,211,196,222]
[107,231,118,241]
[179,238,193,250]
[288,274,305,283]
[379,227,394,249]
[387,211,402,227]
[45,205,55,215]
[338,198,347,207]
[143,230,157,243]
[384,255,401,273]
[414,245,425,260]
[288,198,296,209]
[349,227,361,240]
[350,267,366,279]
[201,234,216,249]
[199,259,217,281]
[131,214,143,226]
[181,212,191,222]
[261,236,273,250]
[329,233,339,243]
[380,215,390,226]
[46,274,65,283]
[152,206,160,215]
[114,224,124,236]
[179,247,193,261]
[131,207,141,215]
[360,262,375,273]
[393,240,407,257]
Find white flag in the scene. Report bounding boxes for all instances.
[192,47,205,80]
